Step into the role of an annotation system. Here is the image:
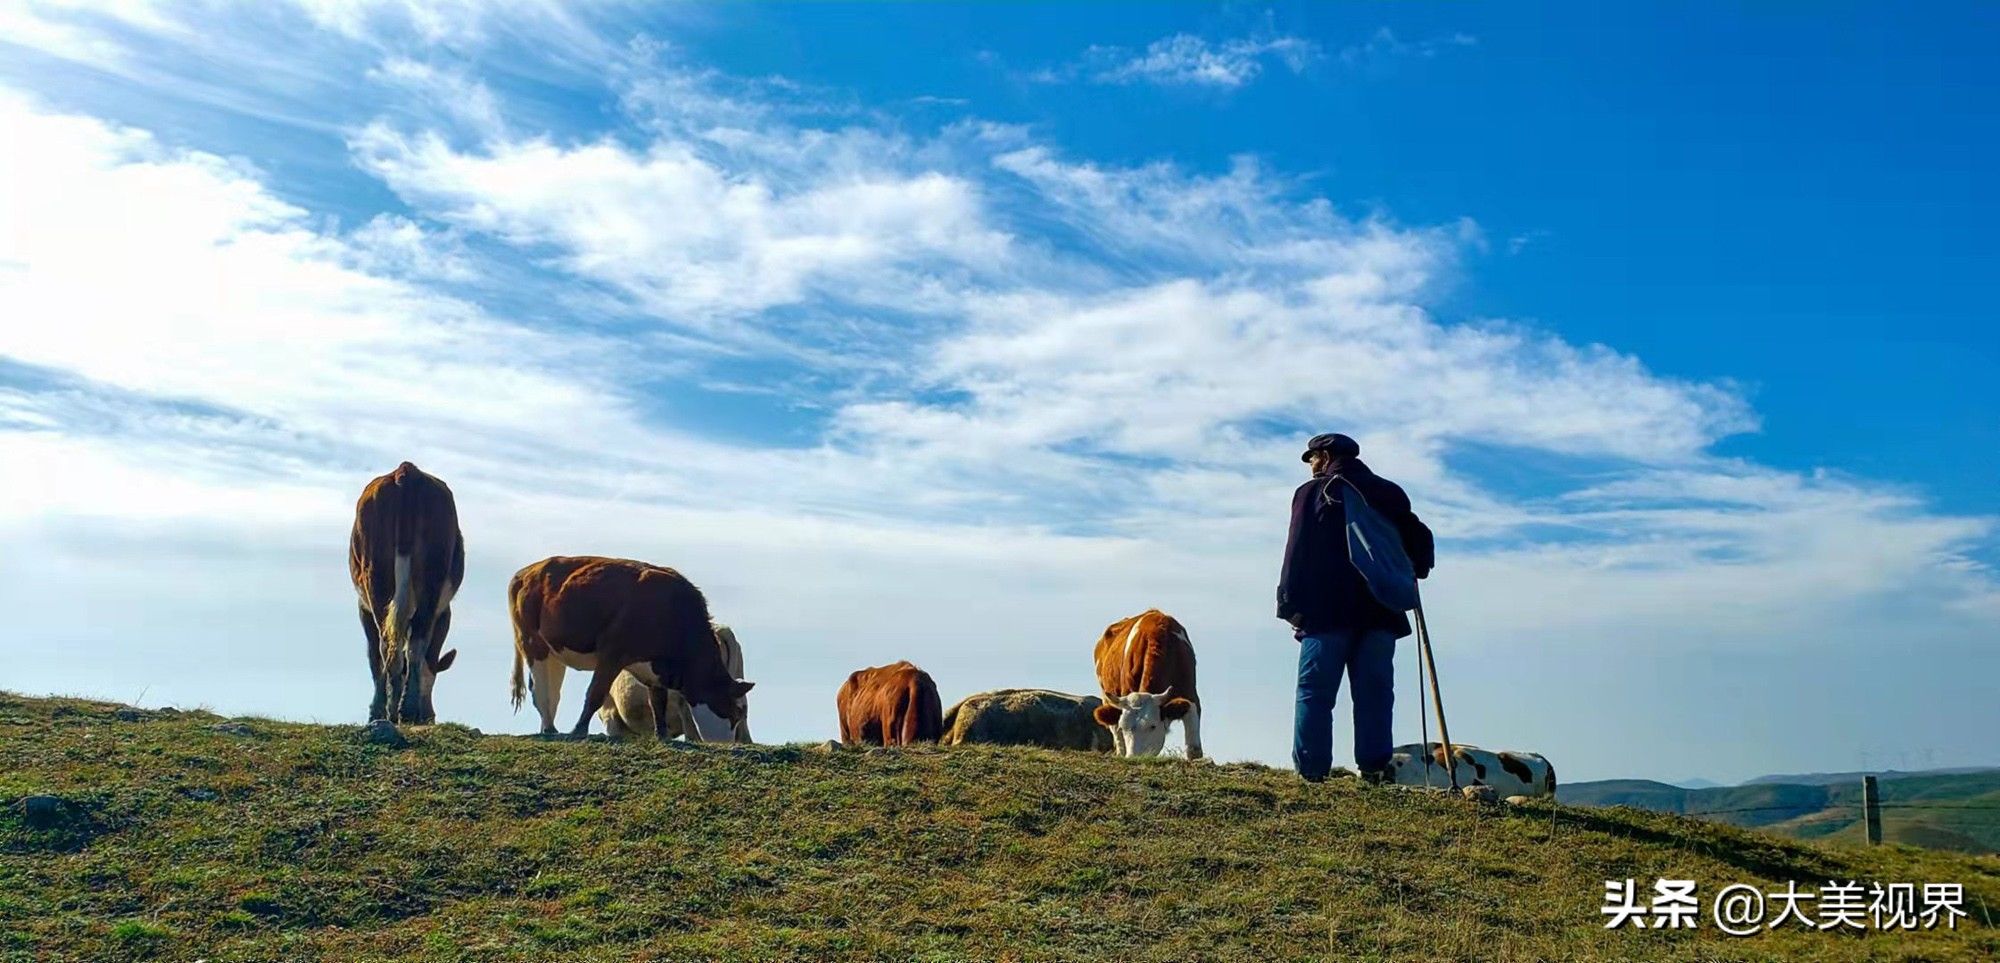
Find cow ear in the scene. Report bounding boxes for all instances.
[1092,703,1122,727]
[731,680,755,697]
[432,649,458,673]
[1161,697,1193,721]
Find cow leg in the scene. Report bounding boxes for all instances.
[528,657,564,735]
[664,690,695,741]
[417,607,452,721]
[1181,703,1204,761]
[649,685,674,741]
[571,662,621,738]
[359,606,388,722]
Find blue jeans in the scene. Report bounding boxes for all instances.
[1293,627,1396,781]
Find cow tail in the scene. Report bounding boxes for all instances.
[509,636,527,712]
[904,674,941,744]
[382,552,414,668]
[923,679,943,743]
[381,466,417,667]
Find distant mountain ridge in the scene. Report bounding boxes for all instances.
[1561,768,2000,855]
[1743,766,2000,787]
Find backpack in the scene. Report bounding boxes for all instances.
[1324,476,1419,612]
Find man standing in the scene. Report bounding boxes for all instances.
[1277,433,1435,782]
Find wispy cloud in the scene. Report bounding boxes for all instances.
[1028,32,1321,89]
[1020,25,1475,91]
[1339,27,1478,66]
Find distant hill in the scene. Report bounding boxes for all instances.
[1563,770,2000,855]
[4,692,1998,961]
[1745,767,2000,787]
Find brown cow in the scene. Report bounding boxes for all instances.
[508,556,752,740]
[836,660,942,746]
[349,462,463,724]
[1091,609,1202,758]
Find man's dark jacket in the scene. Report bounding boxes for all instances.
[1277,458,1435,639]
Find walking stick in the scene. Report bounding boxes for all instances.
[1411,584,1458,791]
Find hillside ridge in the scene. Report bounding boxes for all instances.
[3,693,1996,962]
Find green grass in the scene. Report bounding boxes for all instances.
[2,692,1996,962]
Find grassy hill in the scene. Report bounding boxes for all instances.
[2,693,1996,962]
[1563,773,2000,855]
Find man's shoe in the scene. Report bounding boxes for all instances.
[1359,768,1388,786]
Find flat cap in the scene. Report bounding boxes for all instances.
[1301,432,1360,462]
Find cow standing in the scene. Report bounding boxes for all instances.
[1092,609,1202,759]
[836,661,942,746]
[599,622,753,743]
[509,556,752,741]
[349,462,463,724]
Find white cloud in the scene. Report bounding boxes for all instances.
[1022,25,1471,91]
[351,123,1012,325]
[0,0,183,65]
[1082,33,1321,89]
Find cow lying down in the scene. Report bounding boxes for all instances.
[1338,743,1556,798]
[941,688,1113,752]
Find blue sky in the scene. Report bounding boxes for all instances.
[2,2,1995,783]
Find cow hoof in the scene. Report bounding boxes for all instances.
[1460,785,1499,804]
[1504,795,1535,806]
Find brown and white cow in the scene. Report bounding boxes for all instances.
[508,556,752,740]
[349,462,463,724]
[1091,609,1202,759]
[1377,743,1558,798]
[599,621,753,743]
[836,660,942,746]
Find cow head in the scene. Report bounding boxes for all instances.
[683,679,756,743]
[1092,689,1193,757]
[390,640,458,725]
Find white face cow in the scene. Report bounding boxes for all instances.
[1092,690,1195,757]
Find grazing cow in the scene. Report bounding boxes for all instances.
[508,556,752,740]
[599,622,753,743]
[940,689,1113,752]
[349,462,463,724]
[837,661,942,746]
[1377,743,1557,798]
[1091,609,1203,759]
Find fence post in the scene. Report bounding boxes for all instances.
[1862,775,1882,846]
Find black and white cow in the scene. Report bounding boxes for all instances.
[1376,743,1557,798]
